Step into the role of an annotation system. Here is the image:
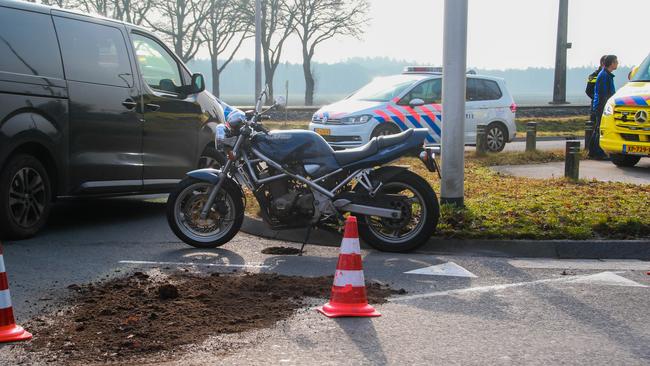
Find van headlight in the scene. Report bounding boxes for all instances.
[341,114,373,124]
[603,102,614,116]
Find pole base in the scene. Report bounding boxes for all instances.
[440,197,464,207]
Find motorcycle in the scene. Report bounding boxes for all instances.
[166,88,441,253]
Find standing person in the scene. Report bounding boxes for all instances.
[585,55,607,156]
[590,54,618,159]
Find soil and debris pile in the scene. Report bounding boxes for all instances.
[25,271,399,363]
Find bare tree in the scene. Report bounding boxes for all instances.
[293,0,368,105]
[145,0,210,62]
[202,0,253,97]
[113,0,152,25]
[256,0,297,104]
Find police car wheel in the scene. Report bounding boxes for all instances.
[610,154,640,167]
[198,146,226,169]
[486,122,507,152]
[371,123,401,138]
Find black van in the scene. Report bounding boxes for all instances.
[0,0,226,239]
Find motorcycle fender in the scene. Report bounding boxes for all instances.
[369,166,408,185]
[187,168,222,184]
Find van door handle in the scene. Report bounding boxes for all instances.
[122,99,137,109]
[145,103,160,111]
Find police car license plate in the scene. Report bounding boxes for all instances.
[314,128,330,136]
[625,145,650,155]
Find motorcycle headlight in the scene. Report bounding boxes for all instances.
[341,114,373,124]
[603,102,614,116]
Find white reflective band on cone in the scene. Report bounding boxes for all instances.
[333,270,365,287]
[0,289,11,309]
[340,238,361,254]
[0,255,4,273]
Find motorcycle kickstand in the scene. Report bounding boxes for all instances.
[298,225,313,256]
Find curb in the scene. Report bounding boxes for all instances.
[242,216,650,260]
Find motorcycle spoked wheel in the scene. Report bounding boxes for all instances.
[166,177,244,248]
[355,170,440,253]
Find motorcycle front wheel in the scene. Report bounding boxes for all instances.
[356,170,440,253]
[166,177,244,248]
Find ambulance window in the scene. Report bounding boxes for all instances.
[400,79,442,105]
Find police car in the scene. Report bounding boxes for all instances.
[309,67,517,152]
[599,54,650,167]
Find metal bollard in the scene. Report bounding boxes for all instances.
[476,124,487,156]
[584,120,594,148]
[564,140,580,180]
[526,122,537,152]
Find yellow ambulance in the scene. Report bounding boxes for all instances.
[599,54,650,167]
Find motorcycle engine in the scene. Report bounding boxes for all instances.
[267,177,315,225]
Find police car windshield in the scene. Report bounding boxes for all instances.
[631,55,650,82]
[349,75,426,102]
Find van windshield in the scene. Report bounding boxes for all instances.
[630,53,650,82]
[349,75,426,102]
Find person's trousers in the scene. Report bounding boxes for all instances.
[588,112,607,157]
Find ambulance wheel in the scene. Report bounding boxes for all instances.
[611,154,640,167]
[372,123,401,137]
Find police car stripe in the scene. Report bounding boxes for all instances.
[421,115,442,137]
[374,110,391,123]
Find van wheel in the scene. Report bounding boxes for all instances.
[611,154,640,167]
[486,122,507,152]
[0,154,52,240]
[371,123,401,138]
[198,146,226,169]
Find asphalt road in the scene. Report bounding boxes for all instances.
[1,198,649,365]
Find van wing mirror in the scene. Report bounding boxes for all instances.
[191,73,205,94]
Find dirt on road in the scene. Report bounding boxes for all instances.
[18,271,397,364]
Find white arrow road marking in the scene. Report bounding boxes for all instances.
[404,262,477,278]
[390,271,647,302]
[567,271,648,287]
[119,260,270,269]
[508,258,650,271]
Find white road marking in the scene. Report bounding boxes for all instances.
[567,271,647,287]
[390,271,647,302]
[508,258,650,271]
[119,260,270,269]
[404,262,477,278]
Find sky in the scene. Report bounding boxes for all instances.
[216,0,650,69]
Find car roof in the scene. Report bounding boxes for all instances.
[0,0,146,31]
[417,73,505,83]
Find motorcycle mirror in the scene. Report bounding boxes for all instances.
[274,96,287,108]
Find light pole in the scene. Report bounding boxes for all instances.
[254,0,262,100]
[440,0,468,207]
[550,0,571,104]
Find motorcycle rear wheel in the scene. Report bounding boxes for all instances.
[356,171,439,253]
[167,177,244,248]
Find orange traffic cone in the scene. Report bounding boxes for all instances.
[0,243,32,343]
[318,216,380,318]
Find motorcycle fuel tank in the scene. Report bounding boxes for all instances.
[252,130,340,178]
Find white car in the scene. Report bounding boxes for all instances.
[309,67,517,152]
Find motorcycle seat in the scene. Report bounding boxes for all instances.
[333,129,414,166]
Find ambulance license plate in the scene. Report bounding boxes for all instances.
[314,128,331,136]
[625,145,650,155]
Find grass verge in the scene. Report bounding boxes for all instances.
[243,151,649,240]
[516,116,588,137]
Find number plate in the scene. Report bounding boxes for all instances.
[624,145,650,155]
[314,128,331,136]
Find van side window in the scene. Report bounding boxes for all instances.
[54,17,133,88]
[131,34,183,94]
[466,79,502,101]
[0,7,63,79]
[400,79,442,105]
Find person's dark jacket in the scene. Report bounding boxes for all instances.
[592,69,616,113]
[585,68,601,99]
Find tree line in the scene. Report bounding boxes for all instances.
[25,0,369,105]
